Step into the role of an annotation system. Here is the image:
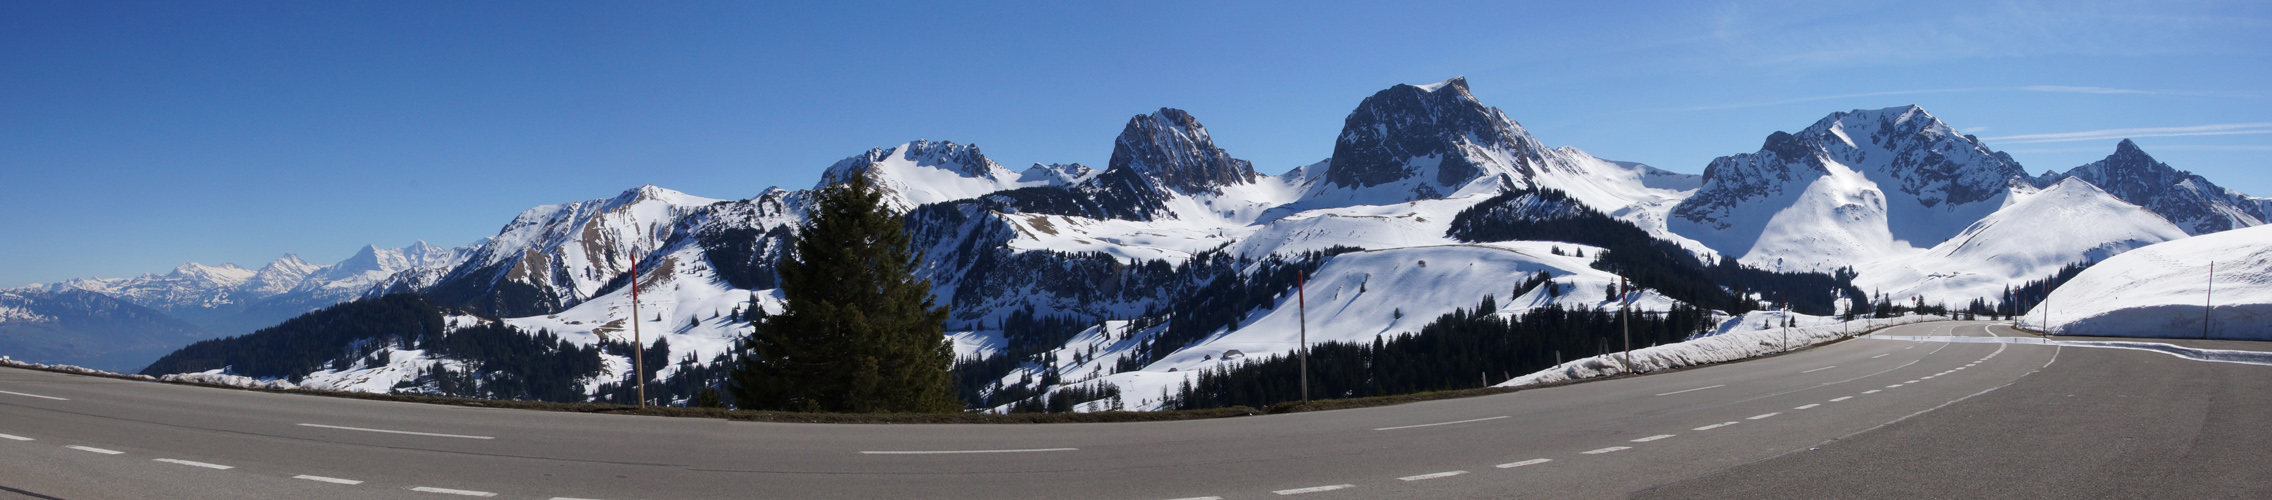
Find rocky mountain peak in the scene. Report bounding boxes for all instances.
[2049,139,2270,235]
[1323,76,1546,193]
[1105,108,1257,194]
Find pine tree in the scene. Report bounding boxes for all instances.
[729,175,960,413]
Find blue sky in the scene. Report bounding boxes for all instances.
[3,0,2267,287]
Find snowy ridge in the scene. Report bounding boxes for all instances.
[1857,178,2187,303]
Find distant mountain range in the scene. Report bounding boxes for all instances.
[13,76,2264,409]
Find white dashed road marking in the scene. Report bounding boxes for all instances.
[1693,422,1738,431]
[410,486,498,497]
[1497,458,1552,468]
[1274,484,1354,495]
[299,423,494,440]
[1374,416,1507,431]
[1161,497,1222,500]
[1582,446,1631,454]
[1794,404,1820,410]
[862,448,1078,455]
[1871,354,1889,359]
[0,390,67,401]
[1631,434,1674,442]
[1748,412,1780,420]
[1654,385,1725,396]
[0,433,32,441]
[296,475,364,485]
[1830,396,1853,402]
[1800,366,1835,373]
[1863,390,1882,394]
[1399,471,1467,481]
[68,445,122,455]
[154,458,232,470]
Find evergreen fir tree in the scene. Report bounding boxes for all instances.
[729,175,960,413]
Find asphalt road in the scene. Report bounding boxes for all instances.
[1,320,2264,499]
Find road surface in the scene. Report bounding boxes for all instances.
[1,320,2265,499]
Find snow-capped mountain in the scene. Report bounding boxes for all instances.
[819,140,1037,212]
[1856,177,2189,303]
[421,185,726,318]
[1671,105,2030,272]
[2021,224,2272,339]
[2037,139,2272,236]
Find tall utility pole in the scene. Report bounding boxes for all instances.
[1298,270,1309,404]
[1619,275,1632,374]
[2204,261,2215,340]
[630,253,646,408]
[1779,292,1788,352]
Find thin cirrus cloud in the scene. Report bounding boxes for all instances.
[1980,123,2272,145]
[1665,85,2242,113]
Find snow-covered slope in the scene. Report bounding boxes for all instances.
[1672,105,2030,272]
[1858,178,2188,303]
[2020,224,2272,339]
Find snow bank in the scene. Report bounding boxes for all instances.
[0,356,158,380]
[2020,224,2272,340]
[159,370,300,390]
[1498,313,1944,387]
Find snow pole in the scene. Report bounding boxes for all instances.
[1298,269,1309,404]
[632,251,646,408]
[2204,261,2214,340]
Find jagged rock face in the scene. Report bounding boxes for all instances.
[2042,139,2270,235]
[823,139,1002,182]
[1107,108,1257,194]
[1324,77,1546,193]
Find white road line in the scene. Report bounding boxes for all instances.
[154,458,232,470]
[1693,422,1738,431]
[1654,384,1725,396]
[1800,366,1836,373]
[1162,497,1222,500]
[1906,380,1920,384]
[1631,434,1674,442]
[1399,471,1468,481]
[1870,354,1889,359]
[861,448,1077,455]
[1373,415,1508,431]
[298,423,493,440]
[1748,412,1781,420]
[1582,446,1631,454]
[1795,404,1820,410]
[1887,384,1904,388]
[548,498,608,500]
[1497,458,1552,468]
[0,390,68,401]
[1863,390,1882,394]
[1830,396,1853,402]
[0,433,32,441]
[295,475,364,485]
[410,486,498,497]
[1274,484,1354,495]
[68,445,122,455]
